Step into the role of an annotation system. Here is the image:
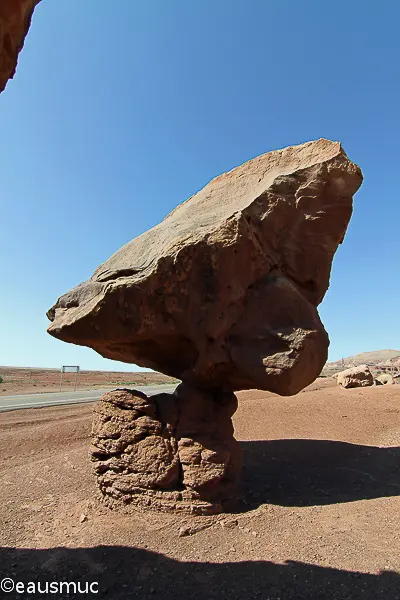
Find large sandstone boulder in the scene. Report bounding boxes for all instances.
[337,365,374,389]
[0,0,41,93]
[48,139,362,512]
[375,373,395,386]
[48,139,362,396]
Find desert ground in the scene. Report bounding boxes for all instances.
[0,367,177,397]
[0,378,399,599]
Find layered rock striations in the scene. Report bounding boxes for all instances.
[48,139,363,512]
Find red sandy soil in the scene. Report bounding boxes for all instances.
[0,367,177,396]
[0,379,399,599]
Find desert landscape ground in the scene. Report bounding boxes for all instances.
[2,347,398,397]
[0,377,399,599]
[0,367,177,397]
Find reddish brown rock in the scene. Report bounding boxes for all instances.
[0,0,41,93]
[337,365,374,389]
[91,387,241,514]
[48,139,363,396]
[49,139,362,511]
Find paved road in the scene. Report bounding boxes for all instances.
[0,384,178,413]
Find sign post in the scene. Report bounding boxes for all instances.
[60,366,80,392]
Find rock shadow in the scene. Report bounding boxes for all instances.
[0,545,399,600]
[240,439,400,508]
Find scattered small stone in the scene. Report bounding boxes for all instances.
[178,526,191,537]
[79,513,88,523]
[220,518,238,529]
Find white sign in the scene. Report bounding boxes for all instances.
[60,366,80,391]
[61,365,80,373]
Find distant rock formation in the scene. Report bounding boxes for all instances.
[337,365,374,389]
[0,0,41,93]
[375,373,395,386]
[48,139,363,512]
[323,349,400,376]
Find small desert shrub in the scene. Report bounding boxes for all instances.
[0,376,3,384]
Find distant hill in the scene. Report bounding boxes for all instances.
[323,349,400,375]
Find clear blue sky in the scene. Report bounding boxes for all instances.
[1,0,399,371]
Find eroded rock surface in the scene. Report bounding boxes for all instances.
[0,0,41,93]
[91,387,241,514]
[375,373,395,386]
[49,139,362,511]
[337,365,374,389]
[48,139,363,396]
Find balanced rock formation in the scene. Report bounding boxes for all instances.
[0,0,41,93]
[91,386,240,514]
[47,139,363,512]
[337,365,374,389]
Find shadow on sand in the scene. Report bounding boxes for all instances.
[241,439,400,508]
[1,439,399,599]
[0,545,399,600]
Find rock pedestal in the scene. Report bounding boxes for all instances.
[91,385,242,514]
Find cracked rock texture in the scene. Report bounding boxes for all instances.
[48,139,363,396]
[91,387,241,514]
[0,0,41,93]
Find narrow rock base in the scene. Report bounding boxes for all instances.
[90,384,242,515]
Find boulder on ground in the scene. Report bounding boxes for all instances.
[337,365,374,389]
[375,373,395,386]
